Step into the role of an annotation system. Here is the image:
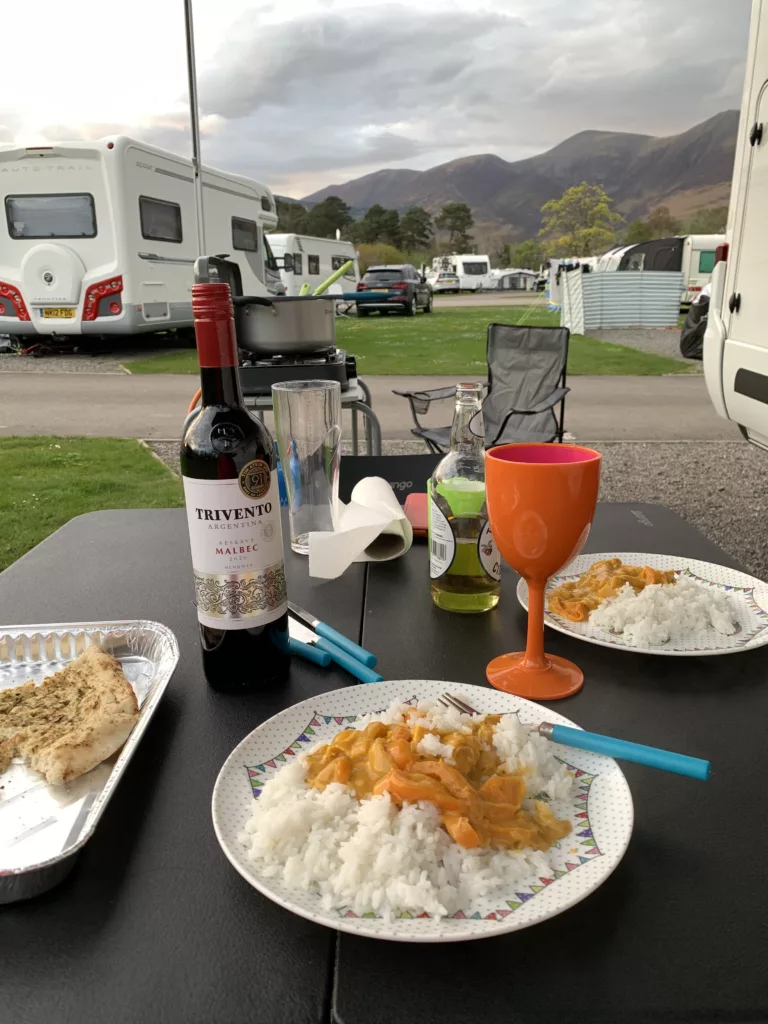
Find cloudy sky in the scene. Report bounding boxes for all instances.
[2,0,752,198]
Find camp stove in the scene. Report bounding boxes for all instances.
[194,254,357,395]
[238,347,356,396]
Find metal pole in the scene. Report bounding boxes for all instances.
[183,0,206,255]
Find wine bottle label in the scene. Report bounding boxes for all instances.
[478,520,502,581]
[429,497,455,579]
[182,473,288,629]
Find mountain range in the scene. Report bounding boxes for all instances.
[301,110,738,240]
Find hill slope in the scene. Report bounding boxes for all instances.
[302,111,738,236]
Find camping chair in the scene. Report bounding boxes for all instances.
[393,324,570,453]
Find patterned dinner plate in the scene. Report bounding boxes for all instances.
[517,552,768,656]
[212,680,633,942]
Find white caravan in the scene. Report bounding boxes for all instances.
[704,0,768,449]
[0,136,278,340]
[596,235,723,304]
[431,253,491,291]
[267,234,359,295]
[679,235,724,303]
[488,268,537,291]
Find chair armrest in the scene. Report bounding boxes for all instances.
[394,383,489,428]
[506,386,569,416]
[392,386,463,403]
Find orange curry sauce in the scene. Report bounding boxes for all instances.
[304,712,571,851]
[548,557,677,623]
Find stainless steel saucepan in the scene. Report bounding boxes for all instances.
[233,295,336,356]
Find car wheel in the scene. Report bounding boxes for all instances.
[404,295,417,317]
[356,305,369,317]
[424,294,433,314]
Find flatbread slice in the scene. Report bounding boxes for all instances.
[0,645,139,785]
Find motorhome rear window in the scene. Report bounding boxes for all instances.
[462,262,488,275]
[293,253,303,274]
[139,196,182,243]
[308,255,320,275]
[282,253,294,272]
[232,217,259,252]
[698,250,716,274]
[6,193,96,239]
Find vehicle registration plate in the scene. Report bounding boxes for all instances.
[371,289,389,293]
[42,308,76,319]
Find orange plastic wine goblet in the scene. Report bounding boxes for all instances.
[485,443,601,700]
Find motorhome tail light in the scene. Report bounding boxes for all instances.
[109,301,121,314]
[0,281,31,320]
[107,142,114,150]
[25,146,52,151]
[82,276,123,321]
[715,242,729,266]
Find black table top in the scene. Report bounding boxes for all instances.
[2,502,767,1024]
[0,509,365,1024]
[340,502,768,1024]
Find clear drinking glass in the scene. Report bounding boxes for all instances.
[272,380,341,554]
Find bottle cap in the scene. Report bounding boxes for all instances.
[192,283,238,368]
[192,282,235,321]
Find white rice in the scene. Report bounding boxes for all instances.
[589,575,736,647]
[239,700,574,919]
[416,732,455,762]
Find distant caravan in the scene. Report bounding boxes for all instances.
[266,234,360,295]
[0,136,278,343]
[429,254,491,291]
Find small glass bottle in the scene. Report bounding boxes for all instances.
[428,383,501,613]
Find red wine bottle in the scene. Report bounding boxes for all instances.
[180,282,290,691]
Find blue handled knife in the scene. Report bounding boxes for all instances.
[288,601,378,668]
[289,618,383,684]
[287,636,332,667]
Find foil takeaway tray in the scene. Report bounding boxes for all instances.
[0,620,179,903]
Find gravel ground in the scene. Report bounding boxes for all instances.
[589,327,696,366]
[0,351,131,374]
[0,336,181,374]
[592,442,767,577]
[147,439,768,579]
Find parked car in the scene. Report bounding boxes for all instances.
[356,265,433,316]
[429,270,460,293]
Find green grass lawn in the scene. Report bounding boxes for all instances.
[124,305,692,377]
[1,438,183,571]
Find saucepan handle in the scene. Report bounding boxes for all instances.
[232,295,274,307]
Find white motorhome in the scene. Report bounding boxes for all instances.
[431,253,491,291]
[267,234,359,296]
[704,0,768,449]
[0,136,278,340]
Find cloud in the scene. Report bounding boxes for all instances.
[185,0,750,195]
[2,0,751,197]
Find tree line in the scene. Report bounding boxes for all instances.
[276,186,728,274]
[501,188,728,269]
[275,196,476,271]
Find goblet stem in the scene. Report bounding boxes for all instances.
[523,580,549,670]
